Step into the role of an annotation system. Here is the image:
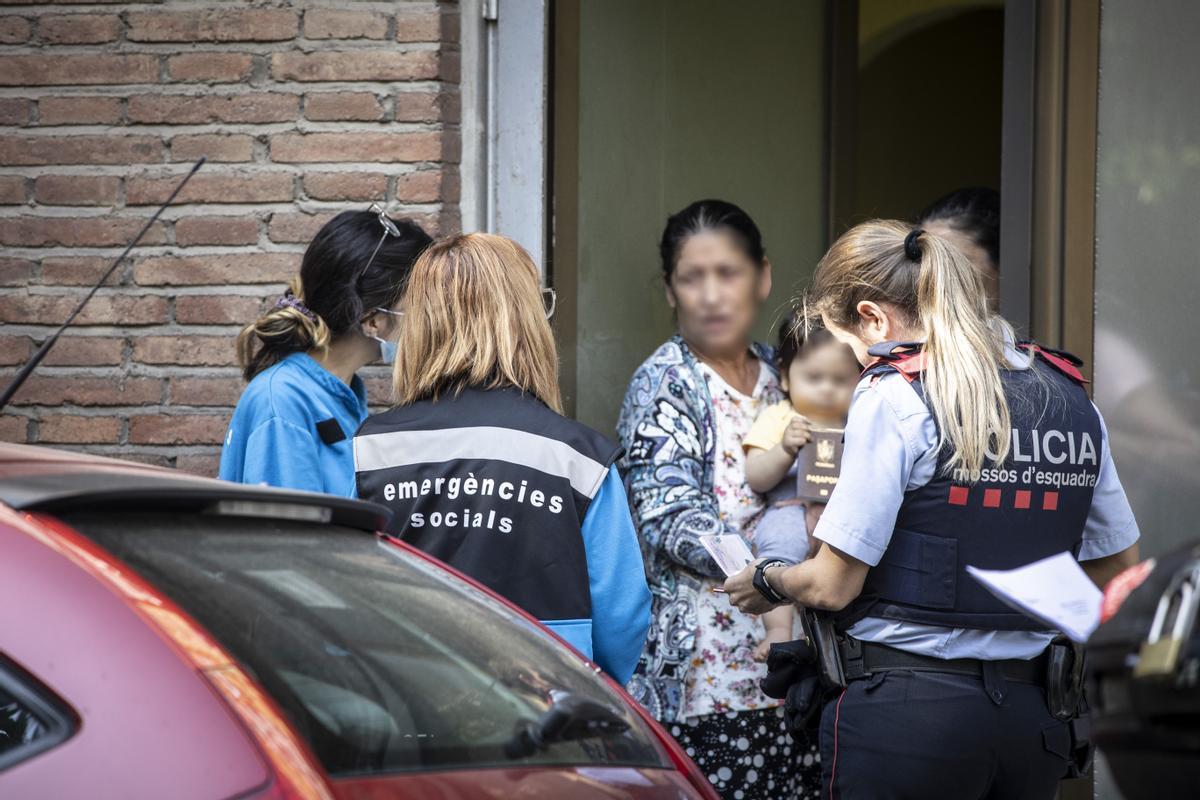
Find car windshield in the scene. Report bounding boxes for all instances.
[65,511,668,778]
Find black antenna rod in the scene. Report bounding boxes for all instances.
[0,157,206,412]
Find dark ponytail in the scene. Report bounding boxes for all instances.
[236,210,432,381]
[916,186,1000,268]
[659,199,766,281]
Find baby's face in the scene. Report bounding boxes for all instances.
[784,342,860,420]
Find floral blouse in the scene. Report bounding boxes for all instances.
[617,335,780,723]
[682,361,782,718]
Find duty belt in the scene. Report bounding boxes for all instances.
[839,639,1048,686]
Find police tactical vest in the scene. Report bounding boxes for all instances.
[353,387,622,623]
[835,343,1103,632]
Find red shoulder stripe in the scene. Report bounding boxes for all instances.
[862,351,924,384]
[1021,344,1089,384]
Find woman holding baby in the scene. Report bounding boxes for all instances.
[618,200,849,800]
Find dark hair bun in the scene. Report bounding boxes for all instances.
[659,199,765,280]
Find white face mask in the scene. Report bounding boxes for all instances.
[366,308,403,365]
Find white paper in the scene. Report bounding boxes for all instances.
[966,552,1102,643]
[699,534,756,577]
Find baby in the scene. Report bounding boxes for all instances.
[744,314,860,660]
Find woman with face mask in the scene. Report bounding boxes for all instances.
[219,206,431,497]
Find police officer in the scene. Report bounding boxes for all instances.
[353,232,651,685]
[726,220,1141,799]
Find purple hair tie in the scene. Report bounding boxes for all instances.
[274,290,317,322]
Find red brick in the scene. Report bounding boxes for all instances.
[0,54,158,86]
[128,93,299,125]
[439,8,460,44]
[304,92,385,122]
[7,375,160,407]
[442,170,460,203]
[43,336,124,366]
[0,135,161,166]
[0,336,30,365]
[393,91,441,123]
[0,15,31,44]
[41,256,117,286]
[134,253,296,286]
[0,292,168,325]
[129,413,227,445]
[271,131,442,163]
[0,216,165,248]
[133,336,236,366]
[0,257,33,285]
[442,128,461,164]
[34,175,119,206]
[268,211,336,243]
[395,169,444,203]
[440,49,460,86]
[395,7,441,42]
[38,414,121,444]
[363,375,391,403]
[303,171,387,201]
[271,50,438,82]
[176,451,222,477]
[304,8,388,39]
[0,414,28,443]
[39,14,121,44]
[37,96,123,126]
[169,376,243,406]
[0,98,29,126]
[0,175,26,204]
[175,294,265,325]
[126,171,293,205]
[169,133,253,163]
[415,208,451,237]
[127,9,298,43]
[166,52,255,83]
[174,216,260,246]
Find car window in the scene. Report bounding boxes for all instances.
[65,512,668,778]
[0,657,75,772]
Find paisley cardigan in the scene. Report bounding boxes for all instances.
[616,334,777,722]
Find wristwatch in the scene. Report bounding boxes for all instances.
[752,559,790,605]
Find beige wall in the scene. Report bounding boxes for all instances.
[560,0,828,433]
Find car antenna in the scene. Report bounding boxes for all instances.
[0,157,206,413]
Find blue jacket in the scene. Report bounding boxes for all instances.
[219,353,368,497]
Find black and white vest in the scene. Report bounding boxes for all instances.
[353,386,622,623]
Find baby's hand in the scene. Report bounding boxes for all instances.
[753,627,793,663]
[780,415,812,457]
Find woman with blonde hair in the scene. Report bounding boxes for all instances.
[726,220,1140,798]
[219,207,430,496]
[354,233,651,684]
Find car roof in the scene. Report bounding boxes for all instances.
[0,442,390,532]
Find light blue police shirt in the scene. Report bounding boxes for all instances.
[813,344,1141,660]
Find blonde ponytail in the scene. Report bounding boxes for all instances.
[913,232,1011,475]
[810,220,1013,479]
[236,276,332,381]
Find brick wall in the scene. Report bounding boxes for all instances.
[0,1,460,475]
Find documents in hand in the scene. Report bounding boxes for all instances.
[796,427,845,502]
[699,533,756,577]
[966,551,1102,643]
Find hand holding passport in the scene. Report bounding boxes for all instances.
[795,426,845,501]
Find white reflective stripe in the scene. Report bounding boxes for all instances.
[354,426,609,498]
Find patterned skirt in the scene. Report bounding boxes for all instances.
[670,706,822,800]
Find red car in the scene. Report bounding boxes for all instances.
[0,443,718,799]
